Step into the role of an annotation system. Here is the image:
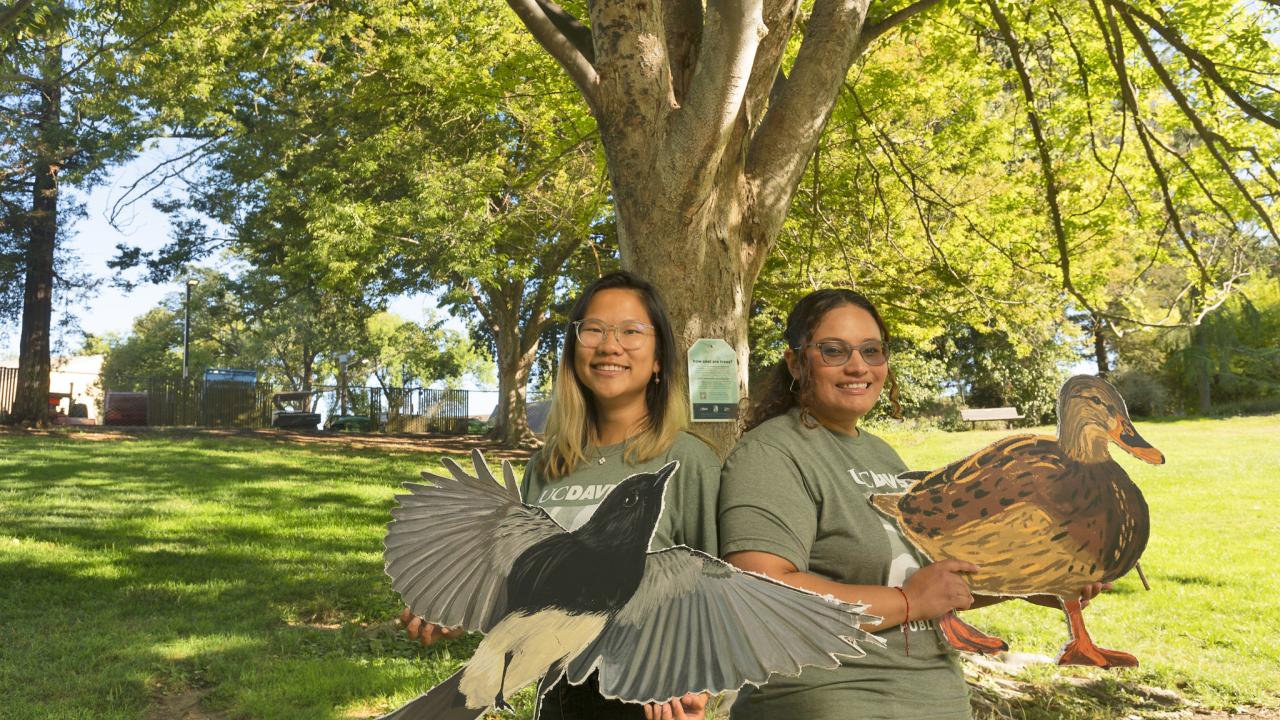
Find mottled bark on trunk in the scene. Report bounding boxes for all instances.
[1093,316,1109,377]
[488,319,540,448]
[9,48,60,427]
[618,169,760,455]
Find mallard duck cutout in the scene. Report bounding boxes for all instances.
[871,375,1164,668]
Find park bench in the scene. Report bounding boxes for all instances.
[960,406,1024,429]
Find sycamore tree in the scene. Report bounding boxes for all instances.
[505,0,1279,439]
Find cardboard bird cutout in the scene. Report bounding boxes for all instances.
[871,375,1164,668]
[380,450,883,720]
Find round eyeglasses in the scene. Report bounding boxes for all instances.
[797,339,890,367]
[573,319,656,350]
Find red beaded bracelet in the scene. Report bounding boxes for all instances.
[895,587,911,656]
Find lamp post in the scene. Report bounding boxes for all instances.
[183,278,199,380]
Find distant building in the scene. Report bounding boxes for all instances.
[0,355,104,421]
[487,397,552,435]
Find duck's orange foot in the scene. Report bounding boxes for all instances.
[1057,640,1138,668]
[939,612,1008,655]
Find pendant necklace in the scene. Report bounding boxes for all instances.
[593,437,629,465]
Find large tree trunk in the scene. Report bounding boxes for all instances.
[620,173,762,452]
[8,45,60,427]
[487,298,540,448]
[509,0,887,452]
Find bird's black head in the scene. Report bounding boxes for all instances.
[576,461,679,549]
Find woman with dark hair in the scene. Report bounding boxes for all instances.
[406,270,720,720]
[719,289,1106,719]
[719,288,977,719]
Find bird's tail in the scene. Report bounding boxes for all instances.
[379,668,486,720]
[869,492,905,520]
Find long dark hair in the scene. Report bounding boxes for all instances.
[542,271,689,476]
[744,288,900,431]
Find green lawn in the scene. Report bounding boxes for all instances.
[1,416,1277,719]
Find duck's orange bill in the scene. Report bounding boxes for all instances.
[1109,418,1165,465]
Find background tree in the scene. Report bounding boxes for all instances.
[113,0,610,446]
[359,310,489,392]
[0,0,194,424]
[97,266,479,396]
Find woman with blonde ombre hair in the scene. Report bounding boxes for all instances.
[523,270,720,720]
[404,270,720,720]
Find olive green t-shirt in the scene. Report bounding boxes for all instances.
[520,431,721,554]
[719,410,970,720]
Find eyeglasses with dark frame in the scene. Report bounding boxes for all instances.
[796,339,890,367]
[572,319,656,350]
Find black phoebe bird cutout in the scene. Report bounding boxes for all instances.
[871,375,1164,668]
[380,450,882,719]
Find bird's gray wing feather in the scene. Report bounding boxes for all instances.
[384,449,564,633]
[566,547,884,703]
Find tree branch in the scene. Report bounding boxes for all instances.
[537,0,594,61]
[987,0,1102,319]
[861,0,945,46]
[1111,0,1280,130]
[506,0,599,110]
[664,0,766,192]
[1113,0,1280,246]
[746,0,873,253]
[1048,6,1139,218]
[1089,0,1210,287]
[107,135,225,227]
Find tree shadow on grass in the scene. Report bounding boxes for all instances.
[968,666,1190,720]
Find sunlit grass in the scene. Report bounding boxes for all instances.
[2,416,1277,719]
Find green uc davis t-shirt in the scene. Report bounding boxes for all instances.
[520,431,721,554]
[719,410,970,720]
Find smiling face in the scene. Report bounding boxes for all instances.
[786,303,888,433]
[572,288,660,417]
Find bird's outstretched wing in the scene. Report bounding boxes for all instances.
[384,449,565,633]
[565,547,884,704]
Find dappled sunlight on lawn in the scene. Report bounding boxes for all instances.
[2,418,1277,718]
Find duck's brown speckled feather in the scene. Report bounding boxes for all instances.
[881,434,1149,595]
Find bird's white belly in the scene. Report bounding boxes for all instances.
[459,610,609,709]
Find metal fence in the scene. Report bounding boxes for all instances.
[101,377,474,433]
[0,366,16,417]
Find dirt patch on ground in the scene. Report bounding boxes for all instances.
[145,686,228,720]
[3,425,539,461]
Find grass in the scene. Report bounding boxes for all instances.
[1,416,1278,719]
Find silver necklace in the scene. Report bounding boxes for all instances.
[593,438,629,465]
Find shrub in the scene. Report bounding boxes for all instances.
[1112,370,1173,417]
